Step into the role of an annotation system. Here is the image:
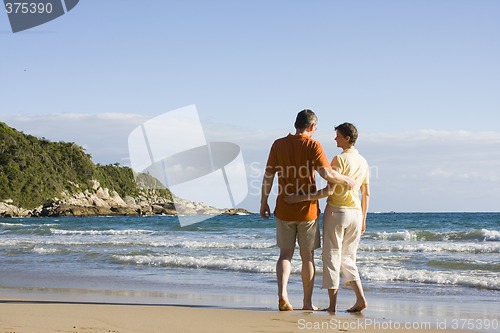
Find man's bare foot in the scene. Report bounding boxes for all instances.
[279,299,293,311]
[325,307,336,313]
[347,301,367,313]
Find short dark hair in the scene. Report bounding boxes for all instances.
[294,109,317,130]
[335,122,358,144]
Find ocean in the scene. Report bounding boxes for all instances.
[1,212,499,324]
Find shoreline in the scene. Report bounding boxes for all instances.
[0,297,475,333]
[1,262,499,333]
[1,285,498,333]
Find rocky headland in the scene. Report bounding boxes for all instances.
[0,180,251,218]
[0,121,251,218]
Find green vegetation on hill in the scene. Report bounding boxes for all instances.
[0,121,172,209]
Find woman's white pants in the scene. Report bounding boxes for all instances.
[322,205,362,289]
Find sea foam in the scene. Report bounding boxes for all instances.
[363,266,500,291]
[359,242,500,254]
[112,254,277,273]
[49,228,155,236]
[366,229,500,242]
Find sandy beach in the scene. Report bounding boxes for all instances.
[0,297,475,333]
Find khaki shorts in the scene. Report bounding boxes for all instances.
[276,218,320,250]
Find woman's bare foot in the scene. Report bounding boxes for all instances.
[279,299,293,311]
[347,281,367,313]
[347,301,367,313]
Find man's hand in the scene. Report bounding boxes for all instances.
[345,176,357,190]
[260,202,271,219]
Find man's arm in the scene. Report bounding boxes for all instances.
[318,166,356,189]
[284,183,335,204]
[260,171,275,219]
[360,183,370,234]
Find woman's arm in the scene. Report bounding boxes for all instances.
[360,183,370,234]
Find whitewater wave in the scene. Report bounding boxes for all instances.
[112,254,276,273]
[362,266,500,291]
[4,237,497,253]
[359,242,500,254]
[111,253,500,291]
[0,222,25,227]
[0,222,59,227]
[49,228,155,236]
[366,229,500,242]
[32,247,60,255]
[482,229,500,241]
[142,240,275,250]
[0,238,276,250]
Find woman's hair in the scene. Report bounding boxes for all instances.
[335,122,358,144]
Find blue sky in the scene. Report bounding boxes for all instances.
[1,0,500,212]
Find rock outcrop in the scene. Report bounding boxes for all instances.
[0,200,31,217]
[0,180,252,218]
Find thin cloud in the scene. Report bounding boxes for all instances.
[7,112,149,122]
[363,129,500,143]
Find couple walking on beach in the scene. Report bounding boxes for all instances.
[260,109,370,313]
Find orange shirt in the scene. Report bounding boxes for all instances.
[265,134,330,221]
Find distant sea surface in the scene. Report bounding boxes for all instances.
[1,212,499,315]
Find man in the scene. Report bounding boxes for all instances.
[285,122,370,313]
[260,110,355,311]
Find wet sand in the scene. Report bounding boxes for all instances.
[0,298,472,333]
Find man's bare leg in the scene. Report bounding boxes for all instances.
[346,280,367,312]
[300,249,317,310]
[277,248,294,311]
[327,288,339,313]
